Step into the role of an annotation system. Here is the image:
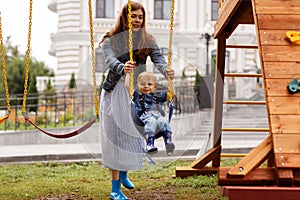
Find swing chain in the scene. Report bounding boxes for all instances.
[167,0,175,101]
[167,0,175,70]
[22,0,33,115]
[127,0,135,98]
[128,0,133,62]
[127,0,175,101]
[0,10,11,114]
[88,0,99,120]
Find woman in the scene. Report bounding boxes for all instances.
[99,2,174,200]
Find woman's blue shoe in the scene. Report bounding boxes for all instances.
[110,192,120,200]
[110,180,129,200]
[119,171,135,189]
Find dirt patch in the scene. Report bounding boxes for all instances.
[35,194,90,200]
[35,188,176,200]
[129,188,176,200]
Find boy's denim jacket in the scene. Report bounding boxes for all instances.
[101,37,168,92]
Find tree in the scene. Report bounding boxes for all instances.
[45,79,55,92]
[181,70,186,80]
[44,79,56,104]
[0,37,54,105]
[194,70,201,109]
[69,72,76,89]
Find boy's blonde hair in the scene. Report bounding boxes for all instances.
[137,71,157,84]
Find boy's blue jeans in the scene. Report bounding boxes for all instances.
[140,110,171,136]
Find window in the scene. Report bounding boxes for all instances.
[95,48,106,72]
[211,0,218,21]
[96,0,114,18]
[154,0,172,20]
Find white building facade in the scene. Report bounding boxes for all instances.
[47,0,259,100]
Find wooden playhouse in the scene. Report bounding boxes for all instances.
[175,0,300,199]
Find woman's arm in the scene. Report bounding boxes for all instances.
[149,42,168,74]
[149,42,174,79]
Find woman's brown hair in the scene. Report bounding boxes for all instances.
[100,1,154,59]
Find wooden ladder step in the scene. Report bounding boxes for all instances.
[225,73,262,77]
[226,44,258,49]
[222,127,269,132]
[223,100,266,105]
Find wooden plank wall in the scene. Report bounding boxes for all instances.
[253,0,300,169]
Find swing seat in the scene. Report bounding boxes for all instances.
[0,114,9,124]
[24,115,96,139]
[130,101,174,139]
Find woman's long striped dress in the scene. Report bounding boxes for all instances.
[100,77,145,171]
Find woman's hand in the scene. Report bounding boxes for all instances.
[123,61,136,73]
[165,68,175,79]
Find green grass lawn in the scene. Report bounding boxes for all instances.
[0,159,238,200]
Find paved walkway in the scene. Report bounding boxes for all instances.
[0,107,269,164]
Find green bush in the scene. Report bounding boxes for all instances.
[59,112,74,123]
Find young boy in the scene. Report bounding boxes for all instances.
[125,71,175,154]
